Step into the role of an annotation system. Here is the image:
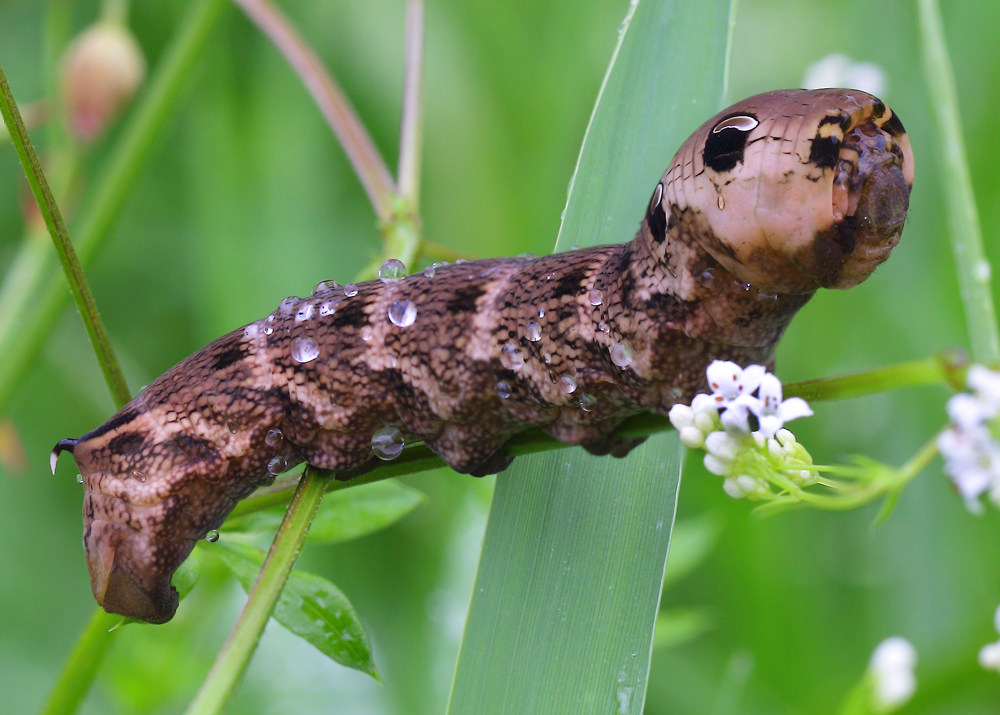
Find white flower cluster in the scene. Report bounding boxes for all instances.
[978,604,1000,673]
[669,361,816,499]
[869,637,918,711]
[937,364,1000,511]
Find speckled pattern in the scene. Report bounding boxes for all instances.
[52,89,915,623]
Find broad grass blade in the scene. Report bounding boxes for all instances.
[448,0,733,712]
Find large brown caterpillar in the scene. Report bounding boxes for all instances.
[52,89,913,624]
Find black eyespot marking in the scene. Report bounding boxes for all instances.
[646,182,666,243]
[882,111,906,138]
[703,113,758,172]
[871,101,886,119]
[809,134,840,169]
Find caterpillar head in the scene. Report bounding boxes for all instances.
[653,88,914,294]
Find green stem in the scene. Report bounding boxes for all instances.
[231,0,396,222]
[918,0,1000,364]
[185,468,328,715]
[38,609,122,715]
[0,65,131,408]
[397,0,424,206]
[0,0,228,415]
[228,355,957,521]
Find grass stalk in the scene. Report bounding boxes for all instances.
[918,0,1000,364]
[0,0,228,414]
[38,609,123,715]
[184,468,328,715]
[0,64,131,407]
[232,0,396,222]
[397,0,424,206]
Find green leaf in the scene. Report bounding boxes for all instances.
[448,0,734,712]
[224,479,425,544]
[172,547,203,601]
[209,539,376,678]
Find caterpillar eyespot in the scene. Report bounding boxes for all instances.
[51,88,914,624]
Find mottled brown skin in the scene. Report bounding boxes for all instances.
[52,89,914,623]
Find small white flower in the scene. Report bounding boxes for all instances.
[706,361,766,406]
[668,404,694,430]
[720,396,756,434]
[947,393,989,431]
[968,365,1000,415]
[705,431,741,462]
[754,373,814,438]
[869,637,917,710]
[937,425,1000,502]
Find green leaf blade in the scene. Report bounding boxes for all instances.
[210,540,376,678]
[449,0,734,712]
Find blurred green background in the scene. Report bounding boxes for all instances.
[1,0,999,713]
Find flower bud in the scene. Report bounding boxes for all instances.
[61,21,146,141]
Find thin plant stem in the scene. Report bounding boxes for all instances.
[184,468,328,715]
[0,0,229,415]
[228,354,958,521]
[231,0,396,222]
[38,609,123,715]
[918,0,1000,364]
[398,0,424,206]
[0,99,47,143]
[0,64,131,408]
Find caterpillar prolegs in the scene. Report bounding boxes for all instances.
[52,89,914,623]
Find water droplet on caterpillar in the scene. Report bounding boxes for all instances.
[579,393,597,412]
[423,264,436,278]
[227,421,238,434]
[733,280,751,292]
[388,299,417,327]
[291,337,320,363]
[319,300,337,316]
[267,456,287,475]
[599,321,609,333]
[699,269,717,287]
[361,326,373,341]
[500,342,524,370]
[571,244,582,251]
[265,429,283,447]
[313,280,340,296]
[526,322,542,341]
[371,426,404,460]
[295,303,315,323]
[560,375,577,394]
[379,259,406,282]
[518,253,535,259]
[131,469,146,482]
[205,530,220,543]
[717,195,725,210]
[757,291,778,303]
[243,323,260,339]
[496,381,511,399]
[344,284,358,297]
[537,308,545,318]
[76,474,84,484]
[279,297,300,315]
[589,289,603,306]
[610,341,634,368]
[671,387,684,399]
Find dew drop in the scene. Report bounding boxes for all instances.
[291,337,320,363]
[610,341,634,368]
[344,284,358,297]
[757,291,778,303]
[455,258,468,265]
[388,299,417,327]
[371,426,404,460]
[526,322,542,341]
[131,469,146,482]
[543,352,552,364]
[267,456,287,475]
[295,302,315,323]
[205,530,220,543]
[699,269,717,287]
[500,341,524,370]
[496,381,511,399]
[517,252,535,259]
[599,320,609,333]
[717,195,726,210]
[227,420,237,434]
[537,308,545,318]
[361,325,373,341]
[319,300,337,316]
[423,264,436,278]
[571,244,582,251]
[379,259,406,282]
[579,393,597,412]
[76,474,84,484]
[560,375,578,394]
[265,429,283,447]
[263,324,274,335]
[313,279,340,296]
[243,323,259,339]
[671,387,684,399]
[279,296,300,315]
[733,279,751,292]
[589,289,603,306]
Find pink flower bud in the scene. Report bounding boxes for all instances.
[61,22,146,141]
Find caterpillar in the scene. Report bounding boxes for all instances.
[51,89,913,624]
